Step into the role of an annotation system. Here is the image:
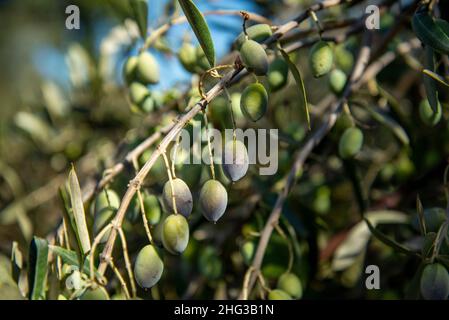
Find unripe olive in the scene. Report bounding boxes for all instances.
[328,69,347,95]
[235,24,273,50]
[419,99,441,127]
[178,42,198,73]
[268,58,289,92]
[199,180,228,222]
[277,273,303,299]
[334,45,354,73]
[142,194,161,225]
[198,246,222,280]
[162,214,190,255]
[239,40,269,76]
[268,289,292,300]
[93,189,120,242]
[338,127,363,159]
[141,95,155,113]
[222,140,249,182]
[162,178,193,218]
[240,240,255,265]
[152,213,169,246]
[129,82,149,105]
[79,286,109,300]
[309,41,333,78]
[123,56,138,84]
[136,51,160,85]
[134,245,164,288]
[209,96,230,128]
[420,263,449,300]
[196,46,211,71]
[417,207,447,233]
[240,83,268,122]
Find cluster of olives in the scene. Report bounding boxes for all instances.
[123,51,160,113]
[268,273,303,300]
[177,42,211,74]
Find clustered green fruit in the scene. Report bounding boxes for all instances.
[268,289,292,300]
[234,24,273,50]
[199,179,228,222]
[136,51,160,85]
[267,58,289,92]
[162,178,193,217]
[420,263,449,300]
[338,127,363,159]
[240,83,268,122]
[239,39,269,76]
[222,140,249,182]
[277,273,303,299]
[178,43,210,74]
[309,41,334,78]
[79,286,110,300]
[134,244,164,289]
[419,99,441,127]
[142,193,161,225]
[162,214,190,255]
[92,189,120,242]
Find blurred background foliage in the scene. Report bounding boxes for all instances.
[0,0,449,300]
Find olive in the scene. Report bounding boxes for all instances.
[419,99,441,127]
[309,41,333,78]
[162,214,190,255]
[79,286,109,300]
[268,58,289,92]
[93,189,120,243]
[136,51,160,85]
[240,83,268,122]
[234,24,273,50]
[199,180,228,222]
[268,289,292,300]
[178,42,198,73]
[142,194,161,225]
[338,127,363,159]
[162,178,193,218]
[239,40,269,76]
[277,273,303,299]
[334,45,354,73]
[420,263,449,300]
[240,240,255,265]
[134,244,164,288]
[222,139,249,182]
[328,69,347,95]
[123,56,138,84]
[129,82,150,106]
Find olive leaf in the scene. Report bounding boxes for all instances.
[416,195,426,236]
[423,46,441,113]
[67,166,91,255]
[412,10,449,55]
[28,237,48,300]
[280,49,310,129]
[423,69,449,87]
[11,242,23,285]
[129,0,148,38]
[178,0,215,68]
[49,245,99,278]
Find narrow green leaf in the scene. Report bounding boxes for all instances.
[423,69,449,87]
[416,195,426,235]
[178,0,215,67]
[67,166,91,255]
[412,10,449,55]
[364,218,418,257]
[280,49,310,129]
[11,241,23,284]
[28,237,49,300]
[423,46,441,113]
[130,0,148,38]
[49,245,99,278]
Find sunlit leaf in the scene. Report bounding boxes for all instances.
[130,0,148,38]
[28,237,48,300]
[178,0,215,67]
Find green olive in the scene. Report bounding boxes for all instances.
[328,69,347,95]
[277,273,303,299]
[268,58,289,92]
[222,139,249,182]
[162,214,190,255]
[123,56,138,84]
[420,263,449,300]
[142,194,161,225]
[268,289,292,300]
[419,99,441,127]
[338,127,363,159]
[240,240,255,266]
[134,244,164,288]
[129,82,150,105]
[199,180,228,222]
[234,24,273,50]
[334,45,354,73]
[162,178,193,218]
[309,41,333,78]
[239,40,269,76]
[136,51,160,84]
[178,42,198,73]
[79,286,110,300]
[240,83,268,122]
[92,189,120,243]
